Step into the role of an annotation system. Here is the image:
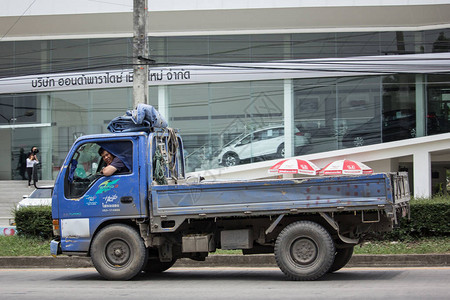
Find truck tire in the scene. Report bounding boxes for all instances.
[90,224,147,280]
[143,258,177,273]
[274,221,335,281]
[328,246,354,273]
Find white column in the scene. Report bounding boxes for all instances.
[284,79,294,158]
[158,85,169,126]
[40,41,52,180]
[415,74,426,137]
[40,94,52,180]
[413,150,431,198]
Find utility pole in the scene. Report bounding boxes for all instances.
[133,0,149,107]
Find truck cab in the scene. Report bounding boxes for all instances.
[52,131,184,254]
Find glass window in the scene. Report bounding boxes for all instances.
[292,33,336,59]
[381,74,416,141]
[0,41,15,78]
[167,80,284,170]
[338,77,382,148]
[166,83,209,172]
[250,34,290,62]
[65,140,132,198]
[65,142,102,198]
[294,77,337,154]
[209,35,251,63]
[336,32,381,57]
[165,36,209,65]
[0,94,46,180]
[424,29,450,53]
[13,40,51,76]
[50,88,132,179]
[379,31,418,55]
[0,94,38,125]
[427,74,450,135]
[240,134,252,145]
[88,38,131,71]
[51,39,89,73]
[0,95,13,125]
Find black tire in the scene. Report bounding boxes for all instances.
[222,152,239,167]
[274,221,335,281]
[90,224,147,280]
[277,143,285,158]
[143,258,177,273]
[328,246,354,273]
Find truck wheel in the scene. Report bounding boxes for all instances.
[274,221,335,281]
[90,224,147,280]
[143,258,177,273]
[328,246,354,273]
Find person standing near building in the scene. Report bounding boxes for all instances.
[26,146,39,187]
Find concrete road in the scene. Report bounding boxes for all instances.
[0,267,448,299]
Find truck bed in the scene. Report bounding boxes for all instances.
[150,173,409,218]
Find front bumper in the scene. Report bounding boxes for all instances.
[50,240,61,256]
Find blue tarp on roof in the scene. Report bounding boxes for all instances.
[107,104,167,133]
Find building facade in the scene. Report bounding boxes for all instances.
[0,1,449,196]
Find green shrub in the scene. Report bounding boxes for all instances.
[385,195,450,240]
[13,206,52,239]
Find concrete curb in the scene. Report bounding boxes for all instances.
[0,254,448,269]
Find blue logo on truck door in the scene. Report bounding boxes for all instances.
[96,179,120,194]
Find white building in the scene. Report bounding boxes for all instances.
[0,0,449,197]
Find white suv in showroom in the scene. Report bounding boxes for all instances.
[218,125,310,167]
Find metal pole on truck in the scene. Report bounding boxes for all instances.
[133,0,149,107]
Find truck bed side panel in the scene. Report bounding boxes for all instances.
[151,173,394,217]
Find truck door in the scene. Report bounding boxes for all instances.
[60,138,142,220]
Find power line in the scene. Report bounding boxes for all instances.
[1,0,37,41]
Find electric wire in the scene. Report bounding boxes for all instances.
[0,0,38,41]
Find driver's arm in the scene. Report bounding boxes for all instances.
[101,165,117,176]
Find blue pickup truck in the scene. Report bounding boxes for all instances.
[46,129,410,281]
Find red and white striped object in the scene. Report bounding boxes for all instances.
[320,159,373,175]
[268,158,321,175]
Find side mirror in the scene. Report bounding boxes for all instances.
[32,163,54,191]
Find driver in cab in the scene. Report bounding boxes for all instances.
[98,148,129,176]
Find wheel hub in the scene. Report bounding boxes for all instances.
[225,155,236,166]
[354,137,364,147]
[106,240,130,266]
[291,238,318,265]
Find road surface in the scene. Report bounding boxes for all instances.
[0,267,448,299]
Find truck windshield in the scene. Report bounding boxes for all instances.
[65,142,103,198]
[65,141,132,198]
